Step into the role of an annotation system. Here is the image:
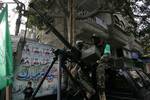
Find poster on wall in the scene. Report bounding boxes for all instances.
[12,40,64,100]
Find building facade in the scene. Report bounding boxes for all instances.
[25,0,143,68]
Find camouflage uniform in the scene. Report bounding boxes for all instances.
[78,68,96,97]
[96,55,110,100]
[66,63,95,98]
[67,41,95,98]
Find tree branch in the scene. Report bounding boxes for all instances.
[57,0,69,16]
[76,9,112,20]
[76,0,88,9]
[134,14,150,17]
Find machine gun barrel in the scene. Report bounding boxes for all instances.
[29,3,72,50]
[29,2,81,60]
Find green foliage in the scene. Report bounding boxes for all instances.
[27,0,55,29]
[27,14,45,29]
[27,0,150,35]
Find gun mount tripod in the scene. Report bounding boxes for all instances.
[29,2,93,100]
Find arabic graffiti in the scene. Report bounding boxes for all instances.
[20,42,55,66]
[20,57,52,66]
[16,67,58,82]
[13,41,60,100]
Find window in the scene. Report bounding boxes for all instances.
[116,48,123,57]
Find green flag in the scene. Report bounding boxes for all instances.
[104,43,111,55]
[0,4,13,90]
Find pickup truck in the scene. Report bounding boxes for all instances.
[105,67,150,100]
[34,67,150,100]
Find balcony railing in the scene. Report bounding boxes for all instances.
[77,9,108,30]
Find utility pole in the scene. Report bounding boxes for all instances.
[15,5,22,36]
[68,0,75,46]
[14,0,25,36]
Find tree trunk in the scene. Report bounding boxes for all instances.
[68,0,75,46]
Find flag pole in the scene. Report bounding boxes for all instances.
[6,86,10,100]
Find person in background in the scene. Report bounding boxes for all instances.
[23,81,34,100]
[91,34,112,100]
[96,53,111,100]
